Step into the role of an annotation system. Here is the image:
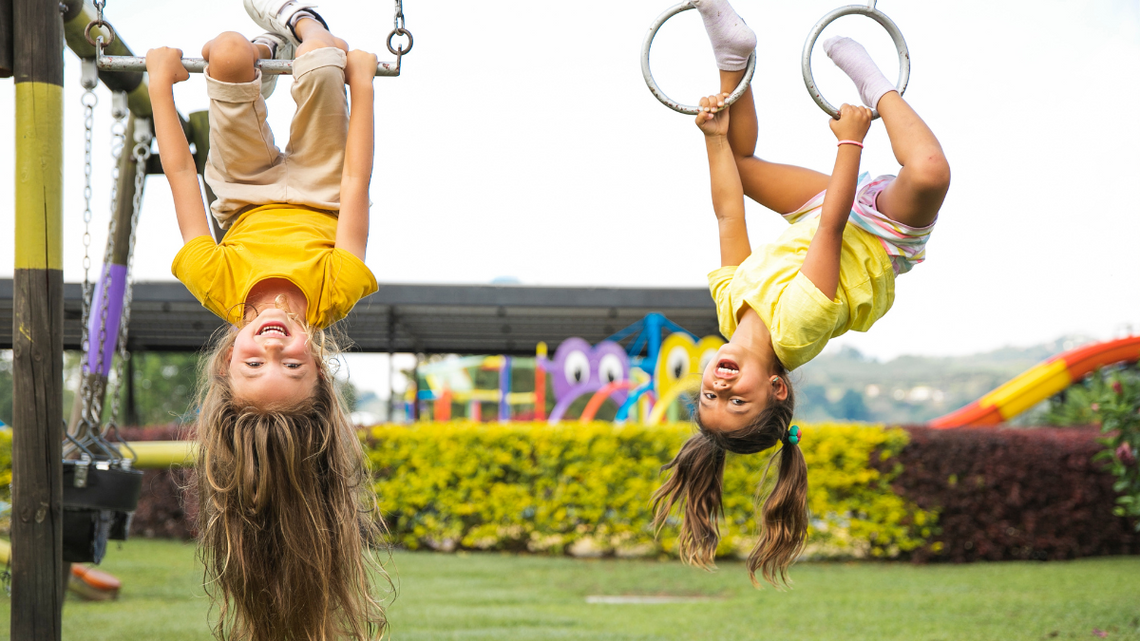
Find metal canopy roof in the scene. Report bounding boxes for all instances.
[0,279,719,355]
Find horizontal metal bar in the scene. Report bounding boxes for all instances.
[97,54,400,77]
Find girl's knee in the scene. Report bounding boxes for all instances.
[204,32,258,82]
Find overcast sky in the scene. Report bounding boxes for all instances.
[2,0,1138,398]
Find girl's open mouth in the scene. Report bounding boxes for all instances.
[257,321,289,338]
[715,358,739,378]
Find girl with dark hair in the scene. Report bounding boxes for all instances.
[654,0,949,587]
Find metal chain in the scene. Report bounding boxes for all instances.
[77,65,99,431]
[93,0,105,22]
[387,0,413,58]
[84,101,127,433]
[105,130,151,462]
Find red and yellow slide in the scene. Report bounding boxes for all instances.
[929,335,1140,429]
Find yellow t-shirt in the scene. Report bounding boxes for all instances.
[171,205,377,329]
[708,217,895,370]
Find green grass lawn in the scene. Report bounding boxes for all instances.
[1,539,1138,640]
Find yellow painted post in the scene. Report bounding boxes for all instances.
[11,0,65,635]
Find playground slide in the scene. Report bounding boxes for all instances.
[0,540,121,600]
[928,335,1140,428]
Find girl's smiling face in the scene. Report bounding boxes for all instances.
[697,343,786,432]
[228,307,318,407]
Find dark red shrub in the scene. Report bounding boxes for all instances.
[878,426,1140,562]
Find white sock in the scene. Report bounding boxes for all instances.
[823,36,894,110]
[693,0,756,72]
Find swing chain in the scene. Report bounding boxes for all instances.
[387,0,413,57]
[77,70,99,441]
[104,131,151,463]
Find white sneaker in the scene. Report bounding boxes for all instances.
[243,0,327,47]
[250,32,293,99]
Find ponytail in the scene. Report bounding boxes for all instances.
[652,433,727,568]
[747,426,807,587]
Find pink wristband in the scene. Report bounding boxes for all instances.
[837,140,864,149]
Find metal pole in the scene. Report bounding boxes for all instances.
[11,0,65,635]
[96,53,399,77]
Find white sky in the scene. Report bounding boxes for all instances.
[2,0,1139,398]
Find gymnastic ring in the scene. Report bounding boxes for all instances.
[802,1,908,120]
[84,20,117,49]
[387,28,414,56]
[641,1,756,116]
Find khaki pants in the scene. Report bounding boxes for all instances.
[204,47,348,228]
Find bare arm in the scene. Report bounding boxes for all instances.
[697,95,751,268]
[799,104,872,300]
[146,48,212,245]
[335,50,377,261]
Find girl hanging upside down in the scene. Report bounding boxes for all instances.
[653,0,950,587]
[147,0,387,638]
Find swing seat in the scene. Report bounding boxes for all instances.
[62,460,143,512]
[62,460,144,563]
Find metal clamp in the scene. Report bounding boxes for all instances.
[641,1,756,116]
[387,27,413,57]
[84,20,116,48]
[801,0,909,120]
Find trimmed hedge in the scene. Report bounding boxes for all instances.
[3,423,1135,563]
[878,426,1140,562]
[365,422,931,559]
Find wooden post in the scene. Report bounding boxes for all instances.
[0,0,12,78]
[11,0,65,636]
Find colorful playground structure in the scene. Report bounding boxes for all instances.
[929,335,1140,428]
[413,313,724,425]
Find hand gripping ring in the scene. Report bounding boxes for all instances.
[84,20,117,48]
[802,0,909,120]
[641,1,756,116]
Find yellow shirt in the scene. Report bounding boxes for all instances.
[708,217,895,370]
[171,205,377,329]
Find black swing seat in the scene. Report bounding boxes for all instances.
[62,459,144,563]
[63,459,143,512]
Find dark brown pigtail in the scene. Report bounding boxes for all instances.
[747,428,808,588]
[652,433,728,569]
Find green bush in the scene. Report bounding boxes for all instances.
[1089,368,1140,529]
[0,429,10,505]
[365,421,933,559]
[1044,365,1140,531]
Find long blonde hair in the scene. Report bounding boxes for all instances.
[194,324,389,640]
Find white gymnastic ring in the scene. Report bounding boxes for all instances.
[641,1,756,116]
[801,2,910,120]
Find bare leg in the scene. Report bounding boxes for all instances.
[201,32,261,83]
[871,91,950,228]
[718,70,831,215]
[294,17,349,57]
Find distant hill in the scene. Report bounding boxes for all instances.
[792,335,1101,425]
